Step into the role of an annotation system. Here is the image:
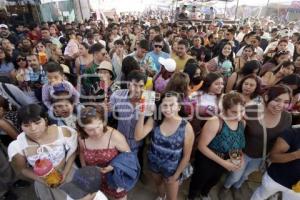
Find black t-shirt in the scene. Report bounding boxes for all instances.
[268,128,300,189]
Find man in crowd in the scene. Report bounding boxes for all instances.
[172,39,192,71]
[147,35,170,72]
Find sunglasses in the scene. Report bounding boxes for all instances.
[276,50,289,55]
[17,58,26,62]
[81,107,97,119]
[101,52,108,56]
[154,45,163,49]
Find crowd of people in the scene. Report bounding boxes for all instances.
[0,11,300,200]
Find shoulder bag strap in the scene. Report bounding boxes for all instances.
[259,106,268,161]
[1,83,22,107]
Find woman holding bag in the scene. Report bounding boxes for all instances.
[220,85,292,199]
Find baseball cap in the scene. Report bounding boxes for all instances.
[59,166,101,199]
[279,29,289,38]
[0,24,8,29]
[96,61,116,80]
[158,57,176,72]
[60,64,70,74]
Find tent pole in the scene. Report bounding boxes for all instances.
[234,0,240,21]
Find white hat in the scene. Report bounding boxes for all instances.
[279,29,289,38]
[158,57,176,72]
[0,24,8,29]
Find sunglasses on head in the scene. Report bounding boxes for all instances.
[17,57,26,62]
[277,50,289,55]
[81,107,97,119]
[154,45,163,49]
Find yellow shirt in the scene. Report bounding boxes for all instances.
[172,55,193,71]
[144,77,153,90]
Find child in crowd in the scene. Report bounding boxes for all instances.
[42,61,80,110]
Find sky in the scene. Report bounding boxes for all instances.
[90,0,295,12]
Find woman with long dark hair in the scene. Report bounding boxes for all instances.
[0,47,15,83]
[226,60,261,93]
[206,42,235,79]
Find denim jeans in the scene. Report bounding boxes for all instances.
[224,153,262,189]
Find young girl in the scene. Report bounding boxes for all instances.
[206,42,235,79]
[135,91,194,200]
[188,92,246,200]
[234,45,257,71]
[8,104,78,200]
[42,61,80,110]
[75,42,93,75]
[78,106,131,200]
[226,60,261,93]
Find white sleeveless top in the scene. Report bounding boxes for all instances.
[8,125,78,167]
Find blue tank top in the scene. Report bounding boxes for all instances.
[208,119,245,154]
[147,120,187,177]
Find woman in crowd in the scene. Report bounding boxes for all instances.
[0,47,16,83]
[236,74,262,105]
[264,39,289,60]
[48,43,64,64]
[75,42,93,75]
[193,72,224,117]
[0,96,19,145]
[261,60,295,86]
[222,85,292,198]
[188,72,224,135]
[234,45,257,71]
[153,57,176,93]
[135,91,194,200]
[78,106,130,200]
[293,41,300,61]
[294,55,300,74]
[164,72,191,116]
[15,54,29,86]
[226,60,261,93]
[49,25,61,40]
[34,41,48,65]
[188,92,246,200]
[251,127,300,200]
[260,50,290,75]
[8,104,78,199]
[183,59,206,95]
[206,42,235,79]
[64,30,80,62]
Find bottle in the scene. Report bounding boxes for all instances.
[38,52,48,65]
[33,158,62,187]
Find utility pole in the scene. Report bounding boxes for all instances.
[234,0,240,21]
